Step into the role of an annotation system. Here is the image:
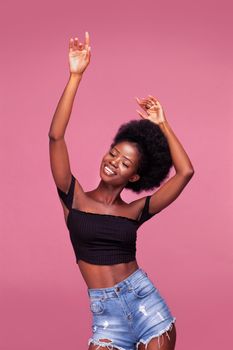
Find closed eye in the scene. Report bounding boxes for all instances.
[109,151,129,167]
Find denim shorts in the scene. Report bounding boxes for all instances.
[87,267,176,350]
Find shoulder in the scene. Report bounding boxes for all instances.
[129,195,157,224]
[123,196,150,219]
[128,196,149,210]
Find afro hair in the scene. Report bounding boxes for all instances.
[110,119,173,193]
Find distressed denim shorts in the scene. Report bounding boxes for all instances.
[87,267,176,350]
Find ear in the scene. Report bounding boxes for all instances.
[128,174,140,183]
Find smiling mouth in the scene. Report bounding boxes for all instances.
[103,165,116,176]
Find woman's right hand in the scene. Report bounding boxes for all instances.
[68,32,91,76]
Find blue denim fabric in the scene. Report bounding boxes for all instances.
[87,267,176,350]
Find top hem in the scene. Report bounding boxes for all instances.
[76,256,136,265]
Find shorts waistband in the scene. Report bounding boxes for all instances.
[87,267,148,299]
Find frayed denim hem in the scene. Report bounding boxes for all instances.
[88,337,127,350]
[136,317,176,350]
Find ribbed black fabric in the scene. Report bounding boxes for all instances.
[56,173,157,265]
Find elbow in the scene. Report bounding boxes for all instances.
[48,133,64,141]
[48,126,65,140]
[184,169,195,178]
[178,168,195,178]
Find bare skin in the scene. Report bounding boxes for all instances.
[49,31,194,350]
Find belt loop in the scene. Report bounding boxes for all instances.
[125,279,132,291]
[103,290,107,300]
[125,279,130,287]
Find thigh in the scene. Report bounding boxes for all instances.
[87,295,135,350]
[137,322,177,350]
[127,273,177,349]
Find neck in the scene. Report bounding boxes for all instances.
[92,180,126,206]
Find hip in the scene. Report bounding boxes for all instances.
[87,266,176,327]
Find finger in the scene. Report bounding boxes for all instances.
[87,46,91,57]
[142,101,152,108]
[85,45,91,59]
[140,97,149,103]
[155,100,162,107]
[85,31,90,50]
[141,103,151,111]
[135,97,145,106]
[148,95,159,103]
[151,100,162,109]
[79,43,84,50]
[148,99,160,109]
[136,97,148,105]
[69,38,74,51]
[138,104,148,113]
[143,99,154,107]
[135,96,150,102]
[74,37,79,50]
[136,110,146,119]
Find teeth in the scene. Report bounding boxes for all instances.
[104,166,115,175]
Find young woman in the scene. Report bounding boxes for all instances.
[48,32,194,350]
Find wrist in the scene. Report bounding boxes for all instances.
[158,119,170,132]
[69,72,83,80]
[158,118,168,126]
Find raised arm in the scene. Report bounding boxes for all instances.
[48,32,91,194]
[136,95,194,214]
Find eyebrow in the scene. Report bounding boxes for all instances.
[113,147,134,164]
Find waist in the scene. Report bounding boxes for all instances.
[87,266,148,298]
[78,259,139,288]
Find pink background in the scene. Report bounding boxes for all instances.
[1,0,232,349]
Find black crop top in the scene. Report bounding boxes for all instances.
[56,173,157,265]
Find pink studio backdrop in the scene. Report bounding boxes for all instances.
[1,1,232,349]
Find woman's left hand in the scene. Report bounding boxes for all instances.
[135,95,167,125]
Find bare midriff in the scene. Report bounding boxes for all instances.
[77,259,139,288]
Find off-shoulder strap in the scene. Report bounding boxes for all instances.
[56,173,76,210]
[138,195,157,226]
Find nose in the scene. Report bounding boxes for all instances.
[110,157,119,168]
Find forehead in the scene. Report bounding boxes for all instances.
[112,141,139,158]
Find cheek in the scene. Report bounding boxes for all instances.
[122,166,135,176]
[100,158,106,169]
[102,154,108,162]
